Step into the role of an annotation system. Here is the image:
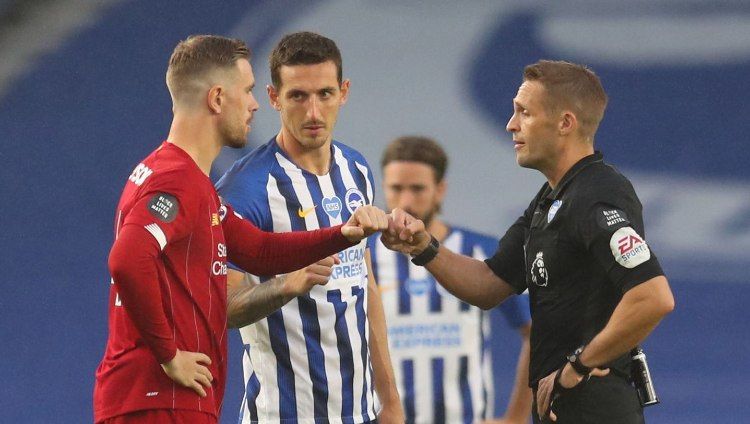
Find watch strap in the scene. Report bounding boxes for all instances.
[410,235,440,266]
[567,345,592,376]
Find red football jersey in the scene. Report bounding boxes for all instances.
[95,141,356,422]
[95,142,230,421]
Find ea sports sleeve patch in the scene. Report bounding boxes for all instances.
[147,193,179,223]
[609,226,651,268]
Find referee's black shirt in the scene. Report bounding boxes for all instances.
[486,152,664,387]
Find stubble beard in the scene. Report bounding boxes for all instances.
[221,121,248,149]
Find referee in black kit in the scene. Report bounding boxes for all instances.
[381,60,675,424]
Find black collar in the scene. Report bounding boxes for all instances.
[542,151,604,202]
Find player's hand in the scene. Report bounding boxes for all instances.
[341,205,389,242]
[536,363,609,421]
[377,398,406,424]
[280,255,340,297]
[160,349,214,397]
[380,208,431,255]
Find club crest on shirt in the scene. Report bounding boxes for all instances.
[322,196,342,219]
[530,251,549,287]
[345,188,366,213]
[610,227,651,268]
[217,197,228,221]
[547,200,563,223]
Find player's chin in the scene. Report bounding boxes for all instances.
[225,136,248,149]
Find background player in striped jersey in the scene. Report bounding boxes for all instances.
[217,32,404,423]
[370,136,532,424]
[95,35,388,424]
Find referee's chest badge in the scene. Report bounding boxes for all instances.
[530,251,549,287]
[547,200,563,223]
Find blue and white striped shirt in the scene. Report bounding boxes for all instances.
[369,227,531,424]
[217,138,378,424]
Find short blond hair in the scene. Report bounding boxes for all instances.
[523,60,608,139]
[166,35,250,104]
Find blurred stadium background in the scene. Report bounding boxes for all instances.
[1,0,748,422]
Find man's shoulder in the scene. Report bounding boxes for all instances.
[216,140,278,192]
[332,140,369,165]
[138,154,202,191]
[571,160,636,202]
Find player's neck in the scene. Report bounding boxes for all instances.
[427,217,449,242]
[543,138,594,189]
[276,129,332,176]
[168,113,222,176]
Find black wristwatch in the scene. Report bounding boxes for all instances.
[410,235,440,266]
[566,345,592,376]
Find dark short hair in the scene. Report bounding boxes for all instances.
[269,31,342,88]
[166,35,250,99]
[381,136,448,183]
[523,60,608,138]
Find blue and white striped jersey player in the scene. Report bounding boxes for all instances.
[370,136,532,424]
[216,32,404,424]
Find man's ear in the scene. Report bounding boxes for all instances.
[267,84,281,111]
[339,79,351,105]
[208,85,223,114]
[559,110,577,135]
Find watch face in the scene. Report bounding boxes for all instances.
[568,346,585,364]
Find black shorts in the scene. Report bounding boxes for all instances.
[533,373,644,424]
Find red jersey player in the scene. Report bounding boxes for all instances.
[93,35,388,424]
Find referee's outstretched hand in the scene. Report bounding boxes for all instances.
[160,349,214,397]
[341,205,389,242]
[381,208,431,256]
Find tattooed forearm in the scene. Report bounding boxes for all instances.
[227,274,293,328]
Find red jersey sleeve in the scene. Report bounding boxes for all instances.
[110,169,201,363]
[108,223,176,363]
[220,202,355,275]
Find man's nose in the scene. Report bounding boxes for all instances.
[307,96,321,121]
[506,113,518,133]
[398,191,417,209]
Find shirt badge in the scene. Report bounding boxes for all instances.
[547,200,563,223]
[610,227,651,268]
[345,188,366,213]
[530,251,549,287]
[322,196,342,219]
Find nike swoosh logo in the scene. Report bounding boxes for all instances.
[298,205,317,218]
